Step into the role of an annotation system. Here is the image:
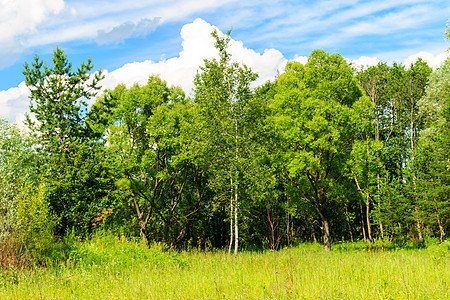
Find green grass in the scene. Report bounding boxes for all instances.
[1,235,448,299]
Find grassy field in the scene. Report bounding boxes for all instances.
[0,234,448,299]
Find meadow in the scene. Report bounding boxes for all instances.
[0,234,448,299]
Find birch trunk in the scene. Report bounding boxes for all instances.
[377,174,384,239]
[228,176,234,254]
[234,117,239,254]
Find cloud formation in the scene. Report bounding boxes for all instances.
[0,18,448,126]
[404,51,449,69]
[101,19,285,93]
[0,0,239,68]
[96,17,161,45]
[237,0,449,57]
[0,19,285,124]
[0,0,65,67]
[1,0,448,72]
[0,82,30,125]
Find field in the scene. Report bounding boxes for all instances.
[1,235,448,299]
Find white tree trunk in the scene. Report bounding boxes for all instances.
[234,118,239,254]
[228,176,234,254]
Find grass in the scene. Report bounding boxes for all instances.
[0,234,448,299]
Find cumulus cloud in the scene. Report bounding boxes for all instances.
[96,17,161,45]
[101,18,285,93]
[0,82,31,125]
[350,56,380,69]
[292,55,308,65]
[404,51,450,69]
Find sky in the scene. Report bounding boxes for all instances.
[1,0,449,124]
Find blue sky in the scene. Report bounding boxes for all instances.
[1,0,449,123]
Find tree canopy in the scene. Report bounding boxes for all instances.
[1,29,448,260]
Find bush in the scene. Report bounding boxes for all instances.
[66,231,191,269]
[17,183,57,265]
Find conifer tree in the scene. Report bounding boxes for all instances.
[22,47,109,235]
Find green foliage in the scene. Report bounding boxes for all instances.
[0,266,20,288]
[16,183,57,263]
[0,120,24,244]
[0,120,43,267]
[66,232,190,269]
[446,21,450,41]
[23,47,104,153]
[412,57,450,242]
[22,47,120,236]
[10,31,445,259]
[44,142,119,235]
[355,59,435,244]
[105,75,205,247]
[269,50,365,249]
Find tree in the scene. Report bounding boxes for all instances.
[241,81,288,249]
[355,63,391,240]
[22,47,116,236]
[107,76,204,247]
[356,60,433,242]
[386,60,432,241]
[23,46,104,154]
[0,120,36,245]
[350,102,384,242]
[192,29,257,254]
[0,119,54,266]
[270,50,365,250]
[412,57,450,242]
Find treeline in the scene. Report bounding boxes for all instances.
[1,31,449,260]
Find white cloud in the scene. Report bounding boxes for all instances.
[1,19,285,123]
[349,56,380,69]
[341,4,431,36]
[241,0,449,55]
[96,17,161,45]
[292,55,308,65]
[101,19,285,93]
[404,51,450,69]
[25,0,240,48]
[2,0,448,71]
[1,0,242,67]
[0,82,30,125]
[0,0,65,67]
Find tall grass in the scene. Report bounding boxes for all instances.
[1,234,448,299]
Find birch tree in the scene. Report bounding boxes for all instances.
[388,60,432,241]
[193,30,257,254]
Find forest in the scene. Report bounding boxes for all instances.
[0,27,449,271]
